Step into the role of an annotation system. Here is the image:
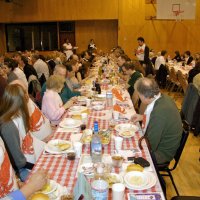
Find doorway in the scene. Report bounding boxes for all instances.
[59,22,75,51]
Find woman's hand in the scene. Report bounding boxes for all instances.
[63,99,74,109]
[20,170,48,198]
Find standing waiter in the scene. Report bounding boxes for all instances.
[135,37,154,76]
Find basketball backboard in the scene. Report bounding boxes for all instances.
[157,0,196,20]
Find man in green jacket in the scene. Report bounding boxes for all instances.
[132,77,182,164]
[41,64,81,103]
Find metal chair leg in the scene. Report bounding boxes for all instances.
[168,171,180,196]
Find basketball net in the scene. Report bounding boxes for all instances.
[173,10,184,21]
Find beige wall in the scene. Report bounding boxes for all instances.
[0,0,200,57]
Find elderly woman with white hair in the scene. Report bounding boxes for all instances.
[42,75,75,125]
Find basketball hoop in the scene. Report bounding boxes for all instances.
[172,10,184,21]
[173,10,184,17]
[172,4,184,21]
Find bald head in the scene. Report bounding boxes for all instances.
[134,77,160,98]
[53,64,66,78]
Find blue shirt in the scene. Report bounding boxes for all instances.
[0,190,26,200]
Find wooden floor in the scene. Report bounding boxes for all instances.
[161,90,200,199]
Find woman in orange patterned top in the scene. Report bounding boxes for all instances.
[0,84,44,182]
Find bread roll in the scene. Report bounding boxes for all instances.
[29,193,50,200]
[126,164,144,172]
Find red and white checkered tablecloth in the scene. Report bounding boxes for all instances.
[32,90,165,199]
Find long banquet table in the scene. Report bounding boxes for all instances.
[32,66,166,200]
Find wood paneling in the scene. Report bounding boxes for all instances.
[0,0,200,59]
[0,24,6,54]
[75,20,118,53]
[0,0,118,22]
[118,0,200,58]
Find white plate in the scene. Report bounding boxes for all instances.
[40,180,57,194]
[95,94,106,98]
[48,181,69,200]
[44,139,72,154]
[124,171,148,189]
[92,101,104,106]
[118,130,135,138]
[105,173,124,188]
[92,105,104,111]
[79,163,94,176]
[124,171,157,190]
[69,106,87,112]
[59,118,82,128]
[77,96,87,102]
[115,123,138,133]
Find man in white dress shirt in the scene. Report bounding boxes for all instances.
[31,54,49,81]
[155,50,168,88]
[155,50,167,71]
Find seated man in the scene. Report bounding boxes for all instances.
[41,64,81,104]
[132,78,182,164]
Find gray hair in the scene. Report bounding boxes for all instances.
[134,77,160,98]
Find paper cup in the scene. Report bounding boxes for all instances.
[112,183,125,200]
[113,111,119,120]
[114,137,123,150]
[73,142,82,158]
[81,113,88,124]
[86,99,91,107]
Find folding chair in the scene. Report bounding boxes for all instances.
[157,129,189,196]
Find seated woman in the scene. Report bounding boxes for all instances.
[70,59,81,89]
[0,84,45,181]
[0,136,48,199]
[121,61,142,98]
[10,80,52,142]
[2,60,18,83]
[42,75,74,125]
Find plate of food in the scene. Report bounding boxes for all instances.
[124,171,148,189]
[118,130,135,138]
[91,101,104,106]
[104,173,123,188]
[59,118,82,128]
[92,105,104,111]
[124,171,157,190]
[69,106,87,112]
[77,96,87,102]
[115,124,138,138]
[40,180,57,194]
[45,139,72,154]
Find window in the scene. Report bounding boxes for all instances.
[6,23,58,51]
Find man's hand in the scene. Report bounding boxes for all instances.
[131,114,144,124]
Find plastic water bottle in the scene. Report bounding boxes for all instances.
[106,91,113,109]
[90,121,102,163]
